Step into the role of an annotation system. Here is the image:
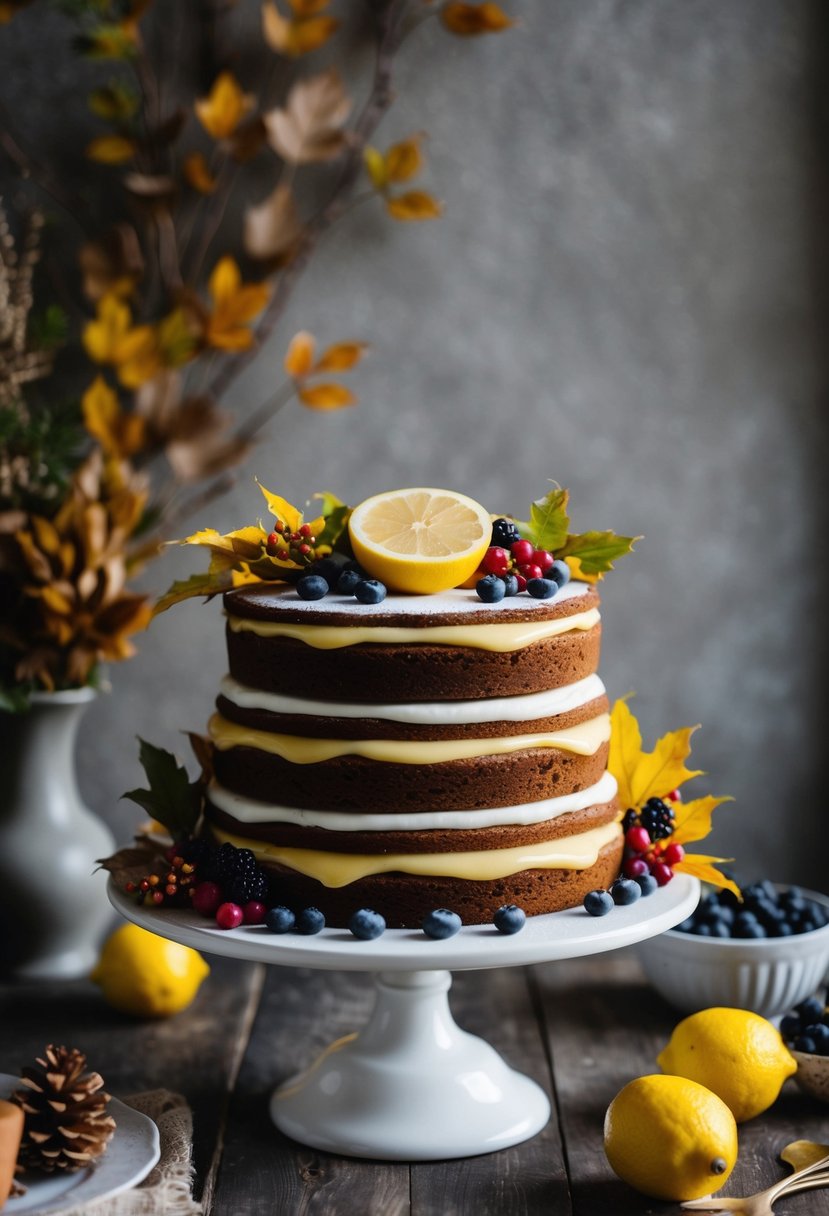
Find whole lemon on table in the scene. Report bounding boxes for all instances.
[91,923,209,1018]
[657,1006,797,1122]
[604,1074,738,1202]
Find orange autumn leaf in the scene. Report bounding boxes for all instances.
[284,330,316,378]
[183,151,218,194]
[674,855,741,900]
[204,256,270,352]
[298,382,355,410]
[262,1,338,57]
[195,71,255,140]
[314,342,367,372]
[441,1,513,35]
[81,376,146,457]
[86,134,137,164]
[287,0,330,13]
[384,137,423,183]
[385,190,442,221]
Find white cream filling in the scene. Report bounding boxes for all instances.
[218,672,606,725]
[207,770,618,832]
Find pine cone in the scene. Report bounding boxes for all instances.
[12,1046,116,1173]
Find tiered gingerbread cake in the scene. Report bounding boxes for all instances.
[203,579,623,926]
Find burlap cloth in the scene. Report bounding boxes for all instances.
[62,1090,203,1216]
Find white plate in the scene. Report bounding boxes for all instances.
[109,872,700,972]
[2,1075,160,1216]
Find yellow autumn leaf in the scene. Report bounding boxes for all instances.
[157,308,198,368]
[672,795,734,847]
[674,855,741,900]
[183,151,218,194]
[363,145,388,190]
[182,525,266,568]
[257,483,303,532]
[314,341,367,372]
[113,324,160,388]
[86,134,137,164]
[564,554,603,584]
[82,375,146,457]
[608,698,703,811]
[384,137,423,183]
[284,330,316,378]
[205,256,270,351]
[195,71,255,140]
[441,1,513,35]
[83,295,130,364]
[262,1,338,56]
[298,382,356,410]
[385,190,442,221]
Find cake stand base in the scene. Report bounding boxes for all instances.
[271,969,549,1160]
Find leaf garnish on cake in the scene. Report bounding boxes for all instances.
[610,699,739,897]
[515,486,639,582]
[122,737,205,838]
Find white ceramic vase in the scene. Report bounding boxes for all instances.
[0,687,116,979]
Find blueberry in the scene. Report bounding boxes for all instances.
[610,878,641,906]
[635,873,658,897]
[527,577,558,600]
[348,908,386,940]
[780,1013,802,1038]
[548,559,571,588]
[583,889,614,917]
[296,906,325,935]
[708,921,732,938]
[692,923,713,936]
[354,579,387,605]
[795,1034,818,1054]
[264,905,295,934]
[312,554,348,585]
[476,574,506,603]
[336,568,362,594]
[297,574,329,600]
[422,908,462,939]
[493,904,526,935]
[735,921,767,938]
[796,995,826,1023]
[502,574,520,597]
[675,916,696,933]
[804,1022,829,1051]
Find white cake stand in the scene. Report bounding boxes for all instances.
[109,875,698,1161]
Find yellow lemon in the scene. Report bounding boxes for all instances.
[657,1007,797,1123]
[347,487,492,594]
[604,1074,738,1202]
[91,923,209,1019]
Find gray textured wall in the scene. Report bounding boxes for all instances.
[4,1,827,888]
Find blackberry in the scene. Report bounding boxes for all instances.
[205,842,268,905]
[621,808,639,834]
[639,797,675,841]
[490,517,520,548]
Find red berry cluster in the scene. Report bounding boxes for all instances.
[265,520,318,566]
[124,851,198,907]
[482,540,555,592]
[190,880,267,929]
[622,794,684,887]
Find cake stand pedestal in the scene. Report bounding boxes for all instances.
[109,875,699,1161]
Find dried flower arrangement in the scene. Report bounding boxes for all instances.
[0,0,512,708]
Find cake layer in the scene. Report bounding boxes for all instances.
[223,583,601,702]
[205,829,625,927]
[204,792,619,854]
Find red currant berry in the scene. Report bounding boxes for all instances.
[623,857,649,879]
[192,881,223,918]
[483,547,511,575]
[151,890,165,905]
[299,543,311,556]
[625,826,652,854]
[243,900,268,925]
[514,574,527,592]
[274,520,285,533]
[216,902,244,930]
[661,842,685,866]
[299,523,312,537]
[667,788,682,802]
[266,532,279,555]
[124,881,137,894]
[650,861,674,886]
[532,549,554,571]
[518,563,543,581]
[510,539,534,564]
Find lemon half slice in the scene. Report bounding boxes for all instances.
[348,487,492,594]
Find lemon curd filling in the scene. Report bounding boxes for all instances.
[210,820,622,886]
[208,711,611,764]
[225,607,600,652]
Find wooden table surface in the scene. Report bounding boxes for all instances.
[3,950,828,1215]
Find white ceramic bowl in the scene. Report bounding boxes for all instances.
[635,886,829,1018]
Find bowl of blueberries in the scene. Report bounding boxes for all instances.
[779,991,829,1102]
[635,881,829,1018]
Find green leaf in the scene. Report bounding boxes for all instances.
[152,570,233,617]
[523,488,570,551]
[312,492,351,550]
[558,530,639,574]
[122,737,201,838]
